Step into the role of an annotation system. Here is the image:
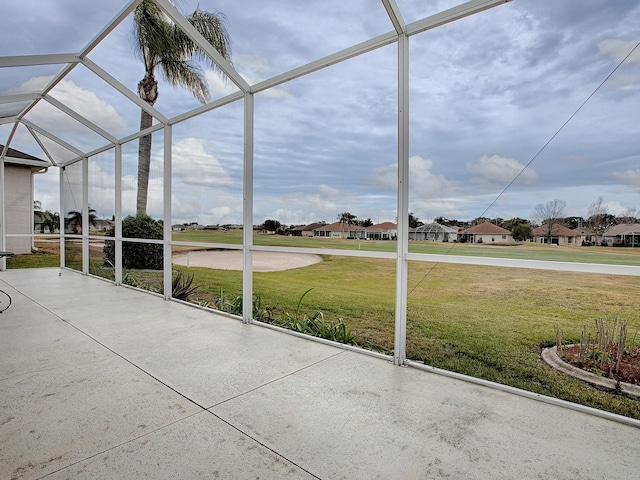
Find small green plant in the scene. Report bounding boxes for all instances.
[170,270,200,301]
[556,317,631,379]
[272,288,354,344]
[214,290,273,322]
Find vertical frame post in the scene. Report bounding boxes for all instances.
[242,92,255,324]
[163,124,173,300]
[114,143,123,284]
[394,33,410,366]
[82,157,89,274]
[59,167,65,269]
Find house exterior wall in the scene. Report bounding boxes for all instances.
[471,233,512,243]
[3,165,33,254]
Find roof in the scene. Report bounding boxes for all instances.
[459,221,511,235]
[293,222,325,232]
[366,222,397,231]
[315,221,365,232]
[413,223,458,234]
[603,224,640,236]
[531,223,579,237]
[0,144,48,168]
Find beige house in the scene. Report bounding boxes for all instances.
[1,144,49,254]
[292,222,325,237]
[531,223,581,246]
[366,222,397,240]
[313,221,366,239]
[602,224,640,247]
[458,221,512,244]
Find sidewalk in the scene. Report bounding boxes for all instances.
[1,268,639,479]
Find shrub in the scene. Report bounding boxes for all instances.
[103,215,164,270]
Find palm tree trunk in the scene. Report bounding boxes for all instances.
[136,109,153,216]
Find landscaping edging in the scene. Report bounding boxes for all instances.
[541,346,640,400]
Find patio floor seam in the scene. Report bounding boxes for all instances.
[17,284,333,478]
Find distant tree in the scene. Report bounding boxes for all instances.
[103,215,163,270]
[263,219,281,232]
[471,216,491,226]
[618,207,638,224]
[511,223,532,241]
[533,199,567,244]
[564,216,586,230]
[434,216,466,228]
[38,210,60,233]
[587,197,615,240]
[338,212,357,225]
[66,207,97,234]
[408,212,423,229]
[360,218,374,228]
[502,218,531,241]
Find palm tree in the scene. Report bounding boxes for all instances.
[67,207,98,234]
[133,0,231,215]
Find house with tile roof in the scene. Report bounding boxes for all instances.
[292,222,326,237]
[410,222,458,242]
[531,223,581,246]
[313,221,366,239]
[458,221,512,244]
[1,144,50,254]
[602,223,640,247]
[366,222,397,240]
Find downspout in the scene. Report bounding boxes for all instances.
[31,166,49,251]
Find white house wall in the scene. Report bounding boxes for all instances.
[3,165,33,254]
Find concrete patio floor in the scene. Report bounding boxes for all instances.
[1,268,639,479]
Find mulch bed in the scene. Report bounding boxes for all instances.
[561,345,640,385]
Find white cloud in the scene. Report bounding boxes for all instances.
[206,54,290,99]
[12,76,127,136]
[467,154,538,186]
[599,39,640,65]
[166,137,234,187]
[610,168,640,188]
[373,156,461,197]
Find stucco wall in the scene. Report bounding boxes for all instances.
[3,165,32,254]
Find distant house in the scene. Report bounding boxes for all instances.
[572,226,596,246]
[314,221,366,239]
[1,144,49,254]
[531,223,581,246]
[458,221,512,243]
[366,222,397,240]
[292,222,325,237]
[602,224,640,247]
[410,223,458,242]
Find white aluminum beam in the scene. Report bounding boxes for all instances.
[242,93,254,324]
[169,91,244,126]
[26,126,58,166]
[82,157,89,274]
[79,0,143,59]
[394,33,410,366]
[381,0,406,34]
[0,93,40,104]
[44,95,118,144]
[251,31,398,94]
[406,0,512,37]
[21,119,87,159]
[163,125,173,300]
[0,54,79,68]
[154,0,250,93]
[81,58,169,125]
[115,144,123,285]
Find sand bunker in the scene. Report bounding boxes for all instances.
[172,250,322,272]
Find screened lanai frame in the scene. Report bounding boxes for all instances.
[3,0,640,426]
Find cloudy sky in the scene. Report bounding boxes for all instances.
[1,0,639,226]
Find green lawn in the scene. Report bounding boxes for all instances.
[8,233,640,419]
